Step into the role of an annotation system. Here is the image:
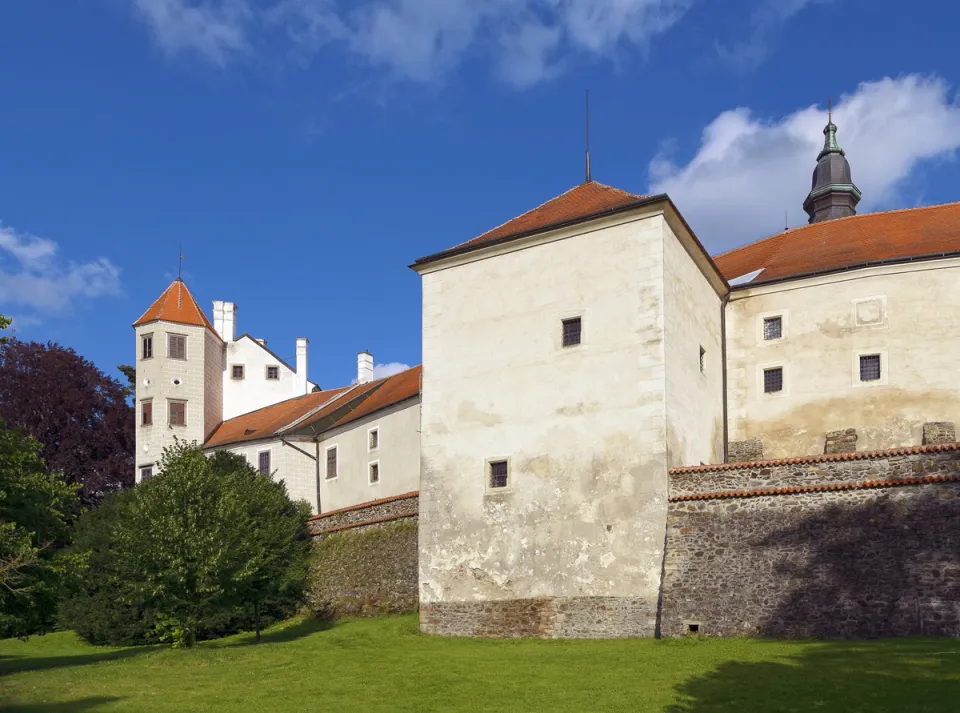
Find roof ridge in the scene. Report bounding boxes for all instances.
[715,199,960,261]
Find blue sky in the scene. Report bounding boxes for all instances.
[2,0,960,389]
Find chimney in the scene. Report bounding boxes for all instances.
[357,351,374,384]
[295,338,309,396]
[213,301,236,342]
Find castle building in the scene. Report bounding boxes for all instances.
[411,116,960,637]
[132,282,421,514]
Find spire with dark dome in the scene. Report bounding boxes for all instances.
[803,103,861,223]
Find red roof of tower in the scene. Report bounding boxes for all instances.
[132,279,220,338]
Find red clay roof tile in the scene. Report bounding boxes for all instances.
[133,279,221,339]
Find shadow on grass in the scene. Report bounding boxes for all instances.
[0,646,154,677]
[223,616,333,647]
[666,638,960,713]
[5,695,121,712]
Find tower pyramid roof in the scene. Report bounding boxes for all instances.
[132,278,220,339]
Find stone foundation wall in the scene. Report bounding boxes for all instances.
[663,445,960,638]
[823,428,857,454]
[924,422,956,445]
[420,596,657,639]
[308,492,418,536]
[727,439,763,463]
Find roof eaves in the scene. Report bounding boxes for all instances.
[276,383,365,436]
[410,194,669,270]
[235,333,297,374]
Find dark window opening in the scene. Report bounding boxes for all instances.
[763,316,783,340]
[326,448,337,479]
[687,623,700,634]
[232,364,245,379]
[699,346,706,374]
[562,317,582,347]
[489,460,508,489]
[369,462,380,484]
[258,451,271,476]
[140,466,153,481]
[141,400,152,426]
[142,335,153,360]
[266,366,280,380]
[860,354,881,382]
[369,428,379,450]
[763,367,783,394]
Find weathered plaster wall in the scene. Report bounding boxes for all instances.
[662,219,725,468]
[418,210,671,638]
[217,437,318,510]
[727,259,960,457]
[135,321,213,480]
[317,399,421,514]
[662,446,960,638]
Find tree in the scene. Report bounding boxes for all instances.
[0,419,79,639]
[63,442,311,647]
[0,339,134,506]
[0,314,11,345]
[117,364,136,399]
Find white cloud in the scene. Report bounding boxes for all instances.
[132,0,252,65]
[372,362,412,379]
[138,0,690,84]
[0,225,122,316]
[649,75,960,253]
[715,0,834,72]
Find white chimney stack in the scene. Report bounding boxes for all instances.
[212,301,236,342]
[295,338,309,396]
[357,351,374,384]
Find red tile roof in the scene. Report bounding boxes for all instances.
[133,279,220,339]
[714,201,960,285]
[307,491,419,522]
[203,366,422,449]
[668,474,960,502]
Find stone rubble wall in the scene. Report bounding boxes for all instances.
[308,492,418,536]
[662,445,960,638]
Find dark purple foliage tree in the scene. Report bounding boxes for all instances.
[0,339,134,506]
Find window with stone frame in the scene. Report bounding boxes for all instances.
[168,333,186,360]
[763,316,783,340]
[140,465,154,481]
[232,364,245,380]
[141,334,153,360]
[368,427,379,451]
[168,400,187,426]
[763,367,783,394]
[325,446,338,479]
[562,317,582,347]
[859,354,881,382]
[489,460,509,489]
[141,400,153,426]
[266,366,280,380]
[368,461,380,484]
[258,450,271,476]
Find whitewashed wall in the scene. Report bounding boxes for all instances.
[222,336,311,420]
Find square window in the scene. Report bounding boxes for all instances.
[169,400,186,426]
[489,460,509,489]
[141,400,153,426]
[141,334,153,360]
[369,462,380,484]
[562,317,582,347]
[258,451,271,475]
[232,364,245,380]
[168,333,186,360]
[368,427,379,451]
[699,346,706,374]
[140,466,153,481]
[763,367,783,394]
[860,354,881,382]
[325,447,337,479]
[763,316,783,341]
[266,366,280,380]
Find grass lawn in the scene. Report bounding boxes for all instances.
[1,615,958,712]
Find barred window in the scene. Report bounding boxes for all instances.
[763,316,783,340]
[266,366,280,380]
[369,462,380,484]
[699,346,706,374]
[489,460,509,489]
[141,400,152,426]
[142,334,153,360]
[169,400,186,426]
[763,367,783,394]
[258,451,271,475]
[326,447,338,479]
[232,364,245,379]
[168,333,186,360]
[860,354,881,382]
[369,427,379,451]
[562,317,582,347]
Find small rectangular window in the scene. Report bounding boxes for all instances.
[168,333,186,360]
[763,316,783,341]
[141,400,153,426]
[232,364,245,380]
[699,346,706,374]
[860,354,881,382]
[140,466,153,481]
[368,461,380,484]
[368,427,379,451]
[562,317,582,347]
[169,400,186,426]
[326,446,337,479]
[763,367,783,394]
[266,366,280,380]
[489,460,509,489]
[141,334,153,360]
[258,451,271,475]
